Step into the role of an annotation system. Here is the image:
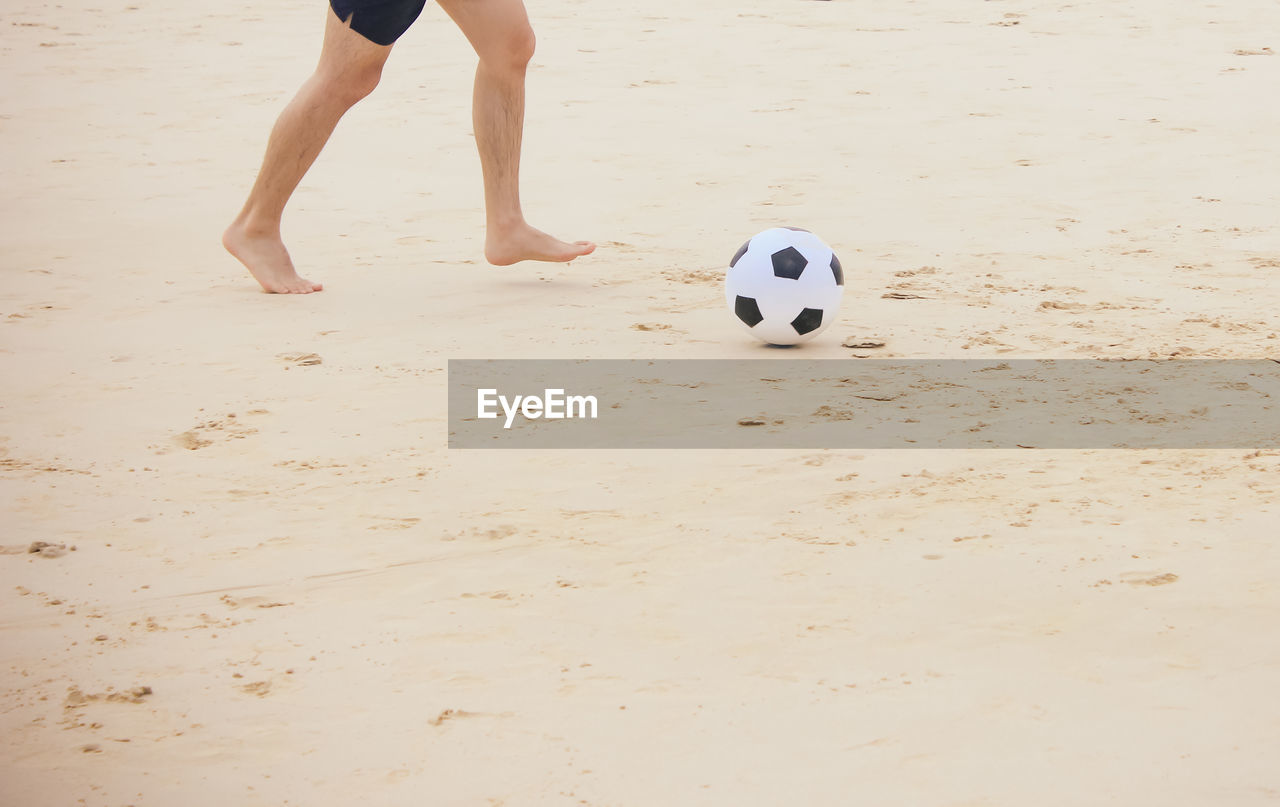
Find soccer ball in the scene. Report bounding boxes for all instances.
[725,227,844,345]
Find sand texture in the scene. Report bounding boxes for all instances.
[2,0,1279,804]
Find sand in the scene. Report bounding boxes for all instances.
[2,0,1279,804]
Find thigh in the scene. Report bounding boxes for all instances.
[330,0,428,46]
[317,4,397,80]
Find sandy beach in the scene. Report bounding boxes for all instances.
[2,0,1278,804]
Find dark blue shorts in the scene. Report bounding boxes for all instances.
[330,0,427,46]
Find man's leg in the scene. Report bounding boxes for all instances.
[435,0,595,265]
[223,9,394,293]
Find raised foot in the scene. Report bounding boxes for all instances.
[222,221,323,294]
[484,223,596,266]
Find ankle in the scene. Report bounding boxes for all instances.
[487,212,528,234]
[232,210,282,239]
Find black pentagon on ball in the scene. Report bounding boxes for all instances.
[790,307,824,335]
[735,295,764,327]
[830,253,844,286]
[729,240,750,268]
[771,246,808,280]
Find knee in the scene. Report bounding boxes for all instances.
[509,24,537,68]
[319,63,384,107]
[482,23,536,74]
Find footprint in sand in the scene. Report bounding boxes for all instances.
[893,266,941,278]
[64,685,153,709]
[366,516,422,531]
[443,524,519,542]
[173,430,212,450]
[429,708,479,726]
[27,541,73,558]
[5,302,66,322]
[662,267,723,286]
[279,352,322,367]
[3,542,74,558]
[1120,571,1180,587]
[1038,300,1088,312]
[992,13,1025,26]
[170,411,266,452]
[219,594,291,610]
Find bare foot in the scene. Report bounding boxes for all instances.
[484,222,596,266]
[222,219,323,294]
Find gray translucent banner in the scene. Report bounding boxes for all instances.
[447,360,1279,449]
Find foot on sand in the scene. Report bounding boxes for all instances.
[222,220,324,294]
[484,222,596,266]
